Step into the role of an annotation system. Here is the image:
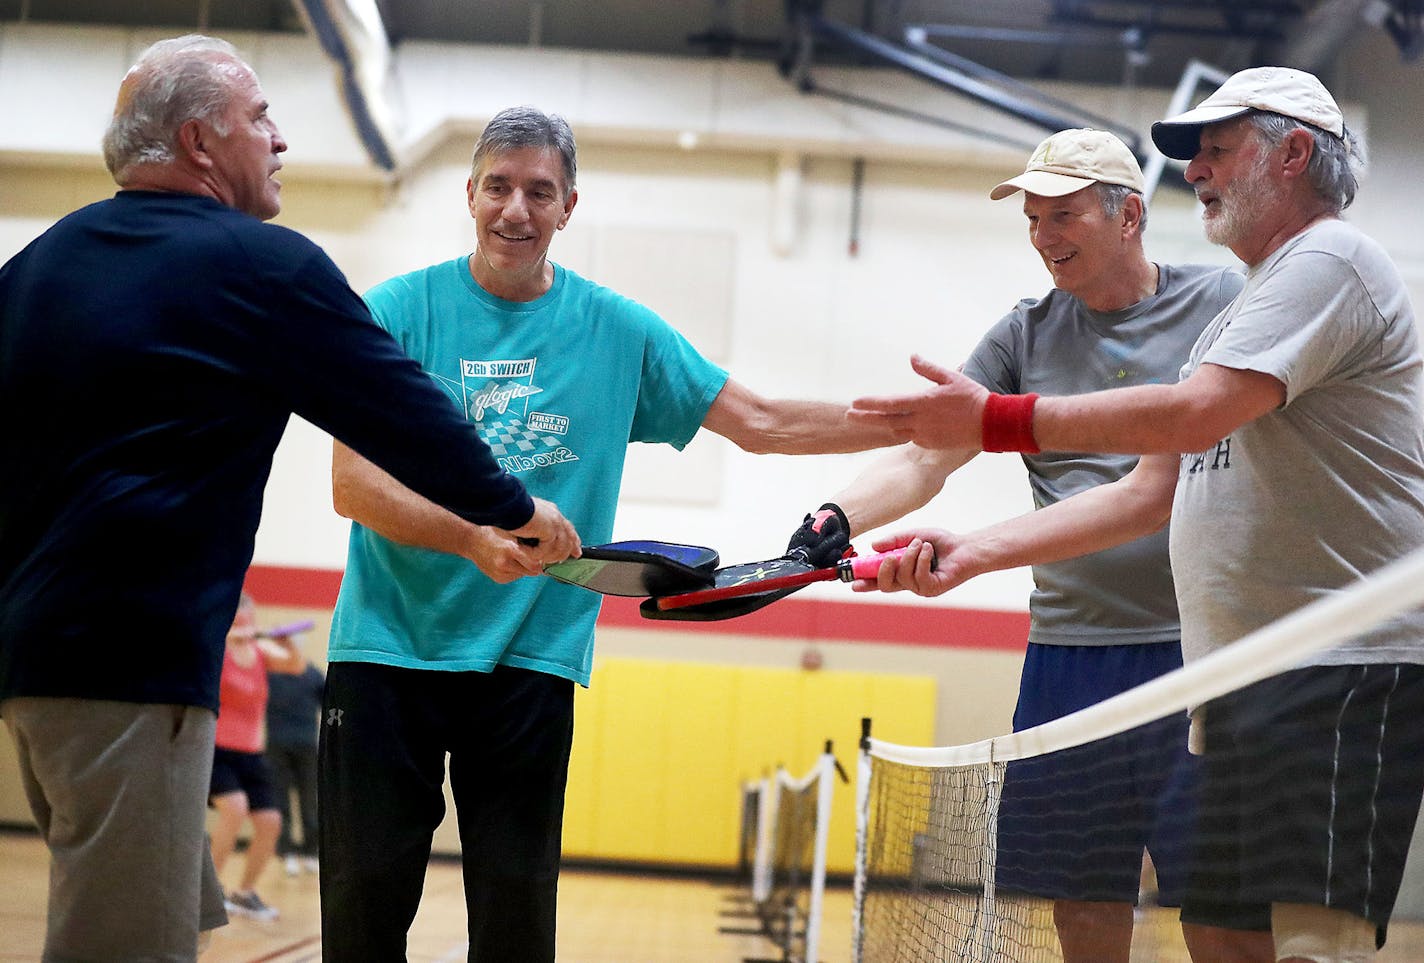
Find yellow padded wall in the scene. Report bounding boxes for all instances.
[561,655,935,872]
[584,658,670,861]
[659,663,741,864]
[560,682,601,856]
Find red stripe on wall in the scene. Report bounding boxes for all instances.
[244,565,345,609]
[244,564,1029,652]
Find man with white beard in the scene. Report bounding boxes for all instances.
[848,66,1424,963]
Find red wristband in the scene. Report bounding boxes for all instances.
[982,392,1040,453]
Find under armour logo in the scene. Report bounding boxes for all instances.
[326,708,344,727]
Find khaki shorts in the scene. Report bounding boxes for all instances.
[3,697,226,961]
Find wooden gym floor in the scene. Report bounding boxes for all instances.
[6,828,1424,961]
[0,829,851,962]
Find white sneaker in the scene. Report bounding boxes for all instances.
[284,855,301,877]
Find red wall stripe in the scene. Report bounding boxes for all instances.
[243,565,345,610]
[244,564,1029,652]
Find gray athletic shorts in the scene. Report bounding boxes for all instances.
[3,697,228,961]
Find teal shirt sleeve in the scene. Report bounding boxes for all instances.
[620,295,729,448]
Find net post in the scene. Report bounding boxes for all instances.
[826,738,850,784]
[804,747,835,963]
[752,772,776,906]
[736,776,758,889]
[852,718,873,963]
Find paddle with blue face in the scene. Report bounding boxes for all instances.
[544,540,720,597]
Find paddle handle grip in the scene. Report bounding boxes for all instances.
[836,546,935,581]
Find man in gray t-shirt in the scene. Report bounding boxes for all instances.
[1171,216,1424,669]
[859,68,1424,961]
[788,128,1242,962]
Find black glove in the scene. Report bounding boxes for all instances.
[785,503,852,568]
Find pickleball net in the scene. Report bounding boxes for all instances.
[732,748,837,963]
[853,546,1424,963]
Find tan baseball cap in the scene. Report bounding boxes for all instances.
[1151,66,1344,160]
[990,128,1145,201]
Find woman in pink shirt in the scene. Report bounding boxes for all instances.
[210,593,306,921]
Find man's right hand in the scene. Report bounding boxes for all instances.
[853,529,966,597]
[508,497,581,565]
[459,526,540,583]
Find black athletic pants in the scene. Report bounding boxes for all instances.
[318,662,575,962]
[268,741,319,857]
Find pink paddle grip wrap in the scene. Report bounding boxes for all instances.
[845,548,908,580]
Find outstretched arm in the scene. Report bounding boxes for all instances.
[831,443,976,536]
[700,377,902,455]
[332,441,580,581]
[850,354,1285,455]
[859,451,1180,597]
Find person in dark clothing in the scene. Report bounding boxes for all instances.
[265,642,325,876]
[0,34,578,962]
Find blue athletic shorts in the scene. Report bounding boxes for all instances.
[995,641,1198,905]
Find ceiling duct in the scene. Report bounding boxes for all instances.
[1267,0,1374,71]
[1366,0,1424,60]
[290,0,399,171]
[782,1,1148,160]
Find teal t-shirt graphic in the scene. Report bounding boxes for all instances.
[329,258,728,685]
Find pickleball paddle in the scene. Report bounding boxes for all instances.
[545,540,719,597]
[639,546,930,622]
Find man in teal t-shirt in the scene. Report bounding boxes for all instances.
[317,106,898,962]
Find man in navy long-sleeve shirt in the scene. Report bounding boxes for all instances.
[0,34,579,961]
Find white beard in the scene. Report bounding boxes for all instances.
[1201,151,1285,249]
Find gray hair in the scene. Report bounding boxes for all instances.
[470,106,577,196]
[1094,182,1149,233]
[102,34,249,181]
[1247,110,1365,213]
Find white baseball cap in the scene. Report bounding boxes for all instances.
[990,128,1145,201]
[1151,66,1344,160]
